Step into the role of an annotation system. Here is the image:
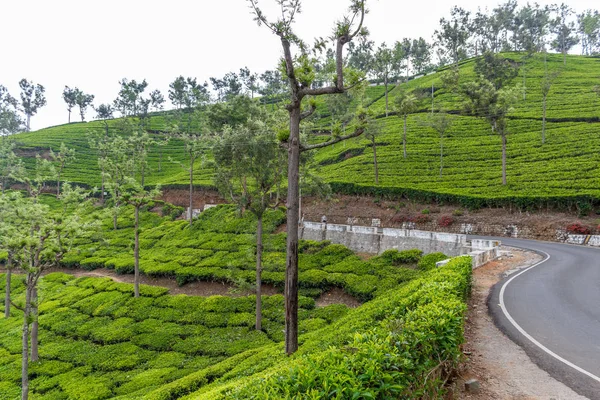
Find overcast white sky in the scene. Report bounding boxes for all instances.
[0,0,595,130]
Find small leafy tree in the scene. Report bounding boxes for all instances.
[213,124,285,330]
[550,3,579,65]
[89,104,114,203]
[373,43,395,116]
[100,135,136,229]
[62,86,78,123]
[1,85,23,135]
[422,111,454,177]
[18,79,46,131]
[0,188,96,399]
[363,110,381,184]
[122,181,161,298]
[0,138,23,193]
[49,143,76,196]
[11,155,57,199]
[461,55,520,185]
[394,88,419,158]
[75,90,95,122]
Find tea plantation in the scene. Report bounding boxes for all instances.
[0,202,463,399]
[9,53,600,209]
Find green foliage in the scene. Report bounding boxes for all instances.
[418,252,449,271]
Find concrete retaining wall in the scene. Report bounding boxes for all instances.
[436,240,501,269]
[565,234,600,247]
[300,222,468,256]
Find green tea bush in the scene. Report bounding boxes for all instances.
[418,252,449,271]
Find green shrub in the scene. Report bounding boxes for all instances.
[418,252,449,271]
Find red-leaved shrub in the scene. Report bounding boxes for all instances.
[438,215,454,227]
[566,222,591,235]
[413,214,430,224]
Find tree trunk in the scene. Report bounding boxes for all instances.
[502,132,507,185]
[285,107,300,355]
[373,141,379,184]
[403,115,408,159]
[21,283,32,400]
[542,94,547,144]
[30,286,38,362]
[255,214,263,331]
[384,76,389,117]
[26,115,31,132]
[134,205,140,298]
[68,110,71,124]
[101,171,105,203]
[4,258,11,318]
[56,169,61,198]
[189,160,194,227]
[440,135,444,178]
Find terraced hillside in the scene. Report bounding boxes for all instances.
[8,53,600,208]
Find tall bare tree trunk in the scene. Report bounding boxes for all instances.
[373,141,379,184]
[403,115,408,158]
[440,135,444,177]
[255,214,263,331]
[4,257,11,318]
[285,107,301,355]
[56,170,61,198]
[502,132,507,185]
[384,76,389,117]
[189,160,194,227]
[21,283,32,400]
[30,286,38,362]
[101,172,105,203]
[68,111,71,124]
[134,206,140,298]
[542,94,547,144]
[26,115,31,132]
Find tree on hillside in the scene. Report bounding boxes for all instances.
[422,111,453,177]
[259,69,287,105]
[239,67,260,98]
[75,90,95,122]
[114,78,148,117]
[395,88,419,158]
[169,76,210,112]
[207,95,262,132]
[577,10,600,55]
[461,54,520,185]
[550,3,579,64]
[11,155,57,199]
[100,135,136,230]
[514,3,550,54]
[347,35,374,76]
[363,111,382,184]
[168,110,210,226]
[89,104,114,203]
[62,86,78,123]
[122,181,161,298]
[434,6,471,65]
[18,79,46,132]
[213,124,285,330]
[410,38,432,75]
[372,43,396,117]
[1,86,23,136]
[0,189,96,399]
[0,138,23,193]
[393,38,411,82]
[248,0,368,354]
[541,65,559,144]
[49,143,76,197]
[211,72,243,102]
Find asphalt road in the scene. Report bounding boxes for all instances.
[480,236,600,399]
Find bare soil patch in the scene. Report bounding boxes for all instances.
[41,267,281,297]
[456,247,588,399]
[315,287,361,308]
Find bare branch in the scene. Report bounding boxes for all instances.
[299,104,317,120]
[301,127,364,152]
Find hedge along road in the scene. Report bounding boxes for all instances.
[480,236,600,399]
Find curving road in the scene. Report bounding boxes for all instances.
[477,236,600,399]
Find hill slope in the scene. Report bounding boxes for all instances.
[9,53,600,207]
